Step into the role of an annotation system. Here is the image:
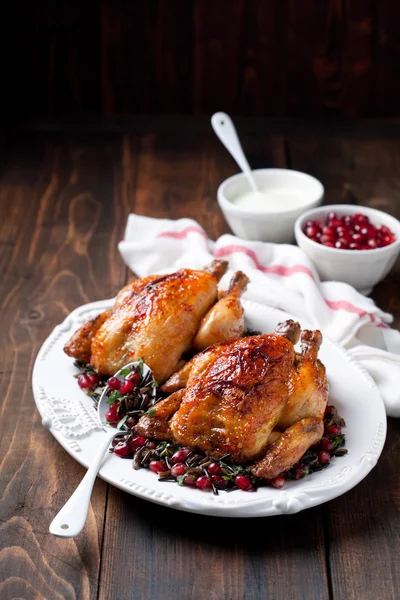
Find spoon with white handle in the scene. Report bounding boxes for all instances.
[50,361,154,538]
[211,112,259,193]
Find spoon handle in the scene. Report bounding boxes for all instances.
[49,428,119,538]
[211,112,259,193]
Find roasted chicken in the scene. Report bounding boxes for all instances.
[64,261,249,383]
[135,320,328,480]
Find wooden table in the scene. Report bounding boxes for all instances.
[1,118,399,600]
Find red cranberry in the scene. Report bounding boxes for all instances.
[211,475,228,488]
[149,460,168,474]
[361,224,376,237]
[107,377,121,391]
[306,224,320,238]
[294,468,306,480]
[207,462,222,476]
[235,475,252,491]
[147,440,157,449]
[196,476,212,491]
[111,435,126,447]
[376,224,391,236]
[171,463,187,477]
[78,374,92,390]
[381,234,395,246]
[322,225,335,237]
[354,213,370,224]
[271,475,285,489]
[344,215,355,226]
[129,435,146,450]
[171,449,190,464]
[320,437,334,452]
[326,425,341,436]
[183,474,198,487]
[320,234,335,245]
[324,405,337,417]
[303,212,393,251]
[114,442,133,457]
[352,232,366,243]
[120,380,135,395]
[125,370,141,385]
[318,451,331,465]
[88,373,100,386]
[105,402,120,424]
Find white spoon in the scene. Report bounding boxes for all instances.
[49,361,154,538]
[211,112,259,193]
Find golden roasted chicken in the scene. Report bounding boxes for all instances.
[135,320,328,479]
[64,261,248,384]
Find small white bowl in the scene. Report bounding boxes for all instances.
[295,204,400,293]
[217,168,324,243]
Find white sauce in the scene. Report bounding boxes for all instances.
[231,189,307,212]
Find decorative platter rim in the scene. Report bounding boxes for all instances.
[32,298,387,517]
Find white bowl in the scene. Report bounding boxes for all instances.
[295,204,400,293]
[217,168,324,243]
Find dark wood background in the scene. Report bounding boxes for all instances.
[1,117,399,599]
[6,0,400,118]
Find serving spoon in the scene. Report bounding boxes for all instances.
[211,111,259,193]
[49,361,152,538]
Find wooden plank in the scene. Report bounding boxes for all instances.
[100,0,193,114]
[193,0,286,115]
[6,1,101,116]
[284,0,377,117]
[98,130,330,600]
[289,133,400,599]
[376,0,400,116]
[4,0,400,118]
[0,132,129,599]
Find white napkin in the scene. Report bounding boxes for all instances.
[119,214,400,417]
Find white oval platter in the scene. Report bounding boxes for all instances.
[32,299,387,518]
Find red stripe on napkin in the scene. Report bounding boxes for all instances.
[214,244,376,322]
[214,245,315,279]
[158,226,208,240]
[155,231,381,324]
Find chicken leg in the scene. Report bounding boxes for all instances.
[192,271,249,351]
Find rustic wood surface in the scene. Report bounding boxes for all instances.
[0,119,399,600]
[5,0,400,118]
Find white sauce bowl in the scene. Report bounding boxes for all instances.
[217,168,324,243]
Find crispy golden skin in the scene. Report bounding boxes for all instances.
[251,417,324,479]
[64,311,110,364]
[135,321,328,478]
[63,275,159,363]
[90,269,220,382]
[64,261,252,384]
[137,333,295,462]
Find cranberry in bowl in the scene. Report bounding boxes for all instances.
[295,204,400,294]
